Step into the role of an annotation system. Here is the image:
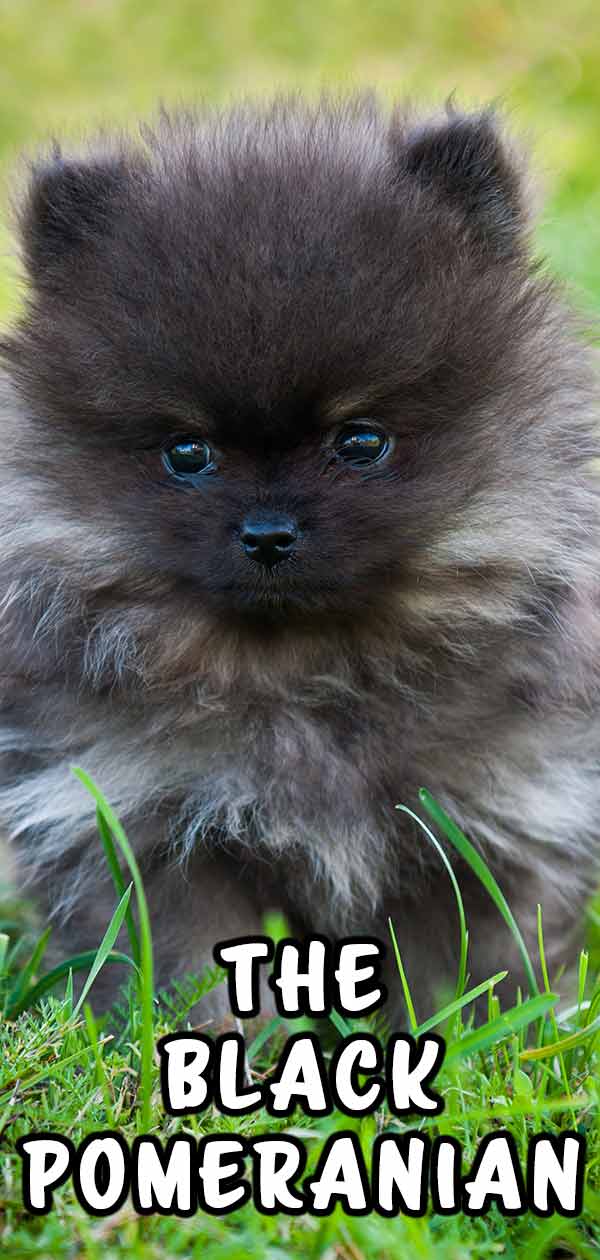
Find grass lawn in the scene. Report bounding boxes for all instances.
[0,782,598,1258]
[0,2,599,1256]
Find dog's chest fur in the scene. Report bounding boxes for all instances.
[2,650,598,926]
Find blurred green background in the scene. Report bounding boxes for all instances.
[0,0,598,318]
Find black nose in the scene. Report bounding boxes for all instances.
[240,515,298,567]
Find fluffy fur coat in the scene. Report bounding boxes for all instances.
[0,97,598,1019]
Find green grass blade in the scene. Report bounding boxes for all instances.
[6,950,135,1018]
[63,967,74,1017]
[72,767,155,1132]
[536,903,572,1099]
[72,884,133,1018]
[520,1011,600,1060]
[444,992,558,1064]
[388,917,418,1033]
[246,1015,284,1061]
[328,1008,353,1038]
[396,803,469,999]
[6,926,52,1014]
[577,950,589,1015]
[0,933,9,980]
[84,1002,115,1127]
[96,806,140,968]
[414,971,507,1036]
[419,789,540,996]
[585,984,600,1027]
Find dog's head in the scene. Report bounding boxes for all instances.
[0,99,594,690]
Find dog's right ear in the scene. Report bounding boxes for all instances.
[20,148,126,279]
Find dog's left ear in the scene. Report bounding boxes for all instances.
[399,109,528,258]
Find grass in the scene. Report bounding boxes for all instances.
[0,1,599,1254]
[0,774,598,1258]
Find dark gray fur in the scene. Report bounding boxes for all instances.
[0,96,598,1021]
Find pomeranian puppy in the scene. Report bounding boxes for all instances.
[0,97,598,1021]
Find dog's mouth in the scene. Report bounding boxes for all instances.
[224,581,332,620]
[174,547,394,627]
[208,569,385,633]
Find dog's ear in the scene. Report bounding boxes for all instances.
[19,147,126,278]
[400,109,528,257]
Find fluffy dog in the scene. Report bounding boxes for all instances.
[0,97,598,1019]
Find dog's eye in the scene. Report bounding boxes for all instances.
[333,422,391,467]
[162,438,214,479]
